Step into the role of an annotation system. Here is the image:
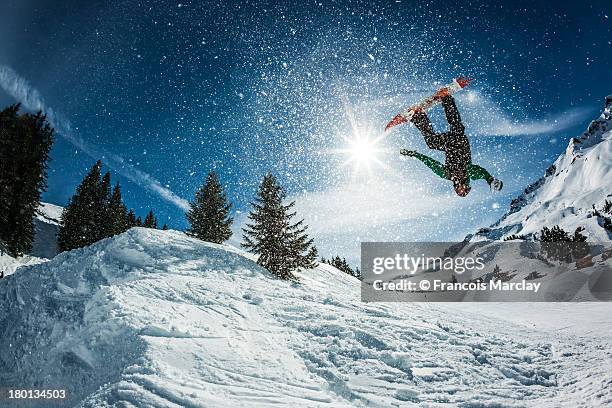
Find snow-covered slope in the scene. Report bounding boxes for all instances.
[1,228,610,407]
[472,95,612,242]
[0,202,61,277]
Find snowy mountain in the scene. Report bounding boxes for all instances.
[1,227,610,407]
[32,202,62,258]
[0,202,61,277]
[471,95,612,242]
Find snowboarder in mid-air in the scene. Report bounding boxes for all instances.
[400,86,503,197]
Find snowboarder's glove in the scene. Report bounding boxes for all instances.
[490,178,503,191]
[400,149,416,157]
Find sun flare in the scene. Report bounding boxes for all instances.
[346,136,378,164]
[335,129,386,174]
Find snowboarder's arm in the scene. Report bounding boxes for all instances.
[413,152,446,179]
[467,164,494,184]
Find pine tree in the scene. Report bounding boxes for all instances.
[98,172,112,239]
[242,173,316,280]
[537,225,590,262]
[108,183,128,235]
[162,224,169,230]
[0,104,54,256]
[136,216,143,227]
[58,161,110,251]
[143,210,158,229]
[324,255,359,278]
[539,225,571,242]
[126,209,138,228]
[187,171,233,243]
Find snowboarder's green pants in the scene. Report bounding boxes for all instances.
[412,152,494,184]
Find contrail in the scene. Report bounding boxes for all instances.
[0,64,190,211]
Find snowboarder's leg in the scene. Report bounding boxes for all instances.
[411,110,447,151]
[401,150,446,179]
[441,95,465,135]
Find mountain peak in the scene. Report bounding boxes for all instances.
[471,94,612,242]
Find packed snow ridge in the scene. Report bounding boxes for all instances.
[1,228,611,407]
[472,95,612,241]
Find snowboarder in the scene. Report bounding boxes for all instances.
[400,88,503,196]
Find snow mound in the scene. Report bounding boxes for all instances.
[472,95,612,241]
[0,252,45,278]
[1,228,610,407]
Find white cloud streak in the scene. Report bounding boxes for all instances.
[457,91,592,136]
[0,64,189,211]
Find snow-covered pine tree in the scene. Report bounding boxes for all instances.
[187,171,233,243]
[58,161,110,251]
[242,173,316,280]
[143,210,158,229]
[0,104,54,256]
[108,183,128,235]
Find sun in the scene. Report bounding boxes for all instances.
[346,135,378,164]
[330,96,388,175]
[335,129,386,174]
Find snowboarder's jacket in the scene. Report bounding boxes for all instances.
[411,95,492,186]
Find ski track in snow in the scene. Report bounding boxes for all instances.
[0,228,610,407]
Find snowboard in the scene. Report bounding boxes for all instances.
[384,77,473,132]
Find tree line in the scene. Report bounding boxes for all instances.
[56,164,317,280]
[57,160,164,252]
[321,256,361,280]
[0,103,353,281]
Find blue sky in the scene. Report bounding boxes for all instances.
[1,0,610,262]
